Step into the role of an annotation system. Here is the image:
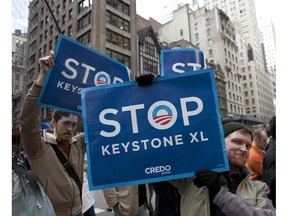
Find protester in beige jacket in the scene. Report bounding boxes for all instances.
[20,52,86,216]
[103,184,152,216]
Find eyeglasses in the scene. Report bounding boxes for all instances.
[58,120,77,129]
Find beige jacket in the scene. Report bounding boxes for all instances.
[20,83,86,216]
[103,185,151,216]
[170,172,275,216]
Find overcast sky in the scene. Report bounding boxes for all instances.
[13,0,279,33]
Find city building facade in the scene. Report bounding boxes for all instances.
[24,0,138,121]
[136,15,164,76]
[200,0,275,123]
[13,0,277,149]
[158,2,274,124]
[157,5,244,119]
[12,30,27,150]
[258,17,276,75]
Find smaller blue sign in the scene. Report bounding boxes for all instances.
[40,122,53,137]
[37,34,131,114]
[161,48,206,76]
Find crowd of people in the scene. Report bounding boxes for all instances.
[12,52,276,215]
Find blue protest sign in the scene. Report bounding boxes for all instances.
[161,48,206,76]
[40,122,53,137]
[37,34,130,114]
[82,68,229,190]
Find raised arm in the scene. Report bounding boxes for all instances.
[20,51,55,158]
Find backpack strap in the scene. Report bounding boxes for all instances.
[50,144,82,202]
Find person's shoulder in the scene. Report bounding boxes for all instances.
[72,133,86,150]
[73,132,85,141]
[246,177,269,190]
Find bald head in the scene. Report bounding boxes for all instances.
[253,130,267,151]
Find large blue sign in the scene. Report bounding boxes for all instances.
[161,48,206,76]
[37,34,130,114]
[82,68,229,190]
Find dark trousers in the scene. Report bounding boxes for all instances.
[83,206,96,216]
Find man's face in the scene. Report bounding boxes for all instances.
[225,130,252,171]
[52,114,78,142]
[257,131,268,151]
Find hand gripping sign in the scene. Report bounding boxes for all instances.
[161,48,206,76]
[37,34,130,114]
[81,68,229,190]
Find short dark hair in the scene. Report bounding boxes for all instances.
[52,109,78,122]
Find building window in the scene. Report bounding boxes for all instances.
[78,12,91,31]
[27,68,35,81]
[206,18,210,26]
[180,29,183,36]
[62,14,66,25]
[106,29,130,50]
[56,5,60,15]
[77,30,91,45]
[144,36,156,56]
[28,54,36,66]
[208,38,212,46]
[106,48,130,68]
[207,28,211,37]
[69,9,73,19]
[209,49,213,57]
[107,0,130,15]
[106,11,130,32]
[50,25,53,35]
[49,40,53,50]
[195,33,199,41]
[143,57,158,75]
[53,35,58,46]
[78,0,92,13]
[68,25,72,36]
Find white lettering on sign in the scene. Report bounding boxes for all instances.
[61,57,124,86]
[101,134,185,156]
[172,62,202,73]
[99,97,204,137]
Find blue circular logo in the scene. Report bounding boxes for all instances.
[148,101,177,130]
[96,74,108,85]
[152,105,173,126]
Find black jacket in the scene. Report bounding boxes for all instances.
[263,139,276,208]
[151,181,181,216]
